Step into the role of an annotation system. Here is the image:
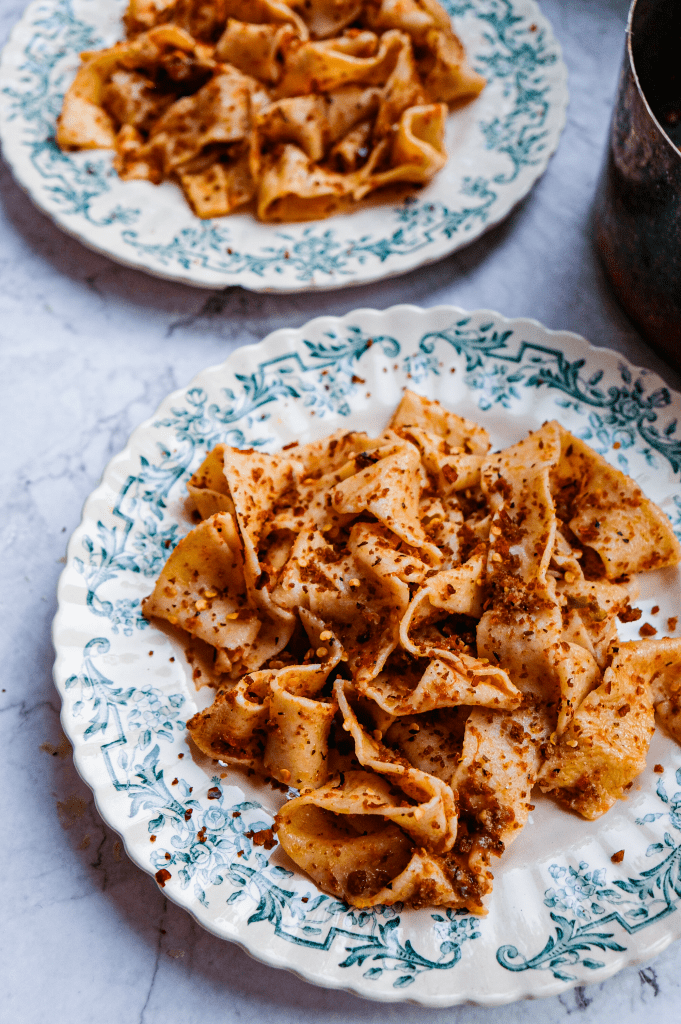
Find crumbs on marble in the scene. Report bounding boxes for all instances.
[57,794,87,828]
[41,734,72,758]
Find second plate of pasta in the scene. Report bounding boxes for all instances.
[54,305,681,1005]
[0,0,568,291]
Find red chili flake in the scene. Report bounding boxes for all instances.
[668,617,678,631]
[611,850,625,864]
[639,623,657,637]
[651,605,660,615]
[245,828,278,850]
[155,868,171,887]
[184,808,193,821]
[654,764,665,774]
[207,786,221,800]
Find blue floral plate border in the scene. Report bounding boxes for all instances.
[53,305,681,1005]
[0,0,568,292]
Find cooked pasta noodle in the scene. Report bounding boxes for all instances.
[143,393,681,911]
[56,0,485,220]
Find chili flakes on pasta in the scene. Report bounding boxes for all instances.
[56,0,485,220]
[142,392,681,912]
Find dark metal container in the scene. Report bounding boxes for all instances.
[595,0,681,367]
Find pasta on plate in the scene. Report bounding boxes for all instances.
[142,392,681,912]
[55,0,485,220]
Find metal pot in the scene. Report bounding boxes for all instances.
[595,0,681,367]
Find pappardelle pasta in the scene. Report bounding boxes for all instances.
[143,392,681,912]
[55,0,485,221]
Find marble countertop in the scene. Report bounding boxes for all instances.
[3,0,681,1020]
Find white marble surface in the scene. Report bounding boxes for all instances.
[3,0,681,1019]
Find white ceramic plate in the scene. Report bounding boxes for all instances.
[53,305,681,1005]
[0,0,568,292]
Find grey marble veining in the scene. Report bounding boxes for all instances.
[2,0,681,1020]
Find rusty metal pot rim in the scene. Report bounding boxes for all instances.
[627,0,681,156]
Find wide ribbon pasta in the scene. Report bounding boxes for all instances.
[143,391,681,913]
[57,0,486,220]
